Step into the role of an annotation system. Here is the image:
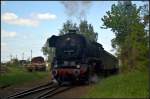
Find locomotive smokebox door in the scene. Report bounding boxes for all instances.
[47,35,58,47]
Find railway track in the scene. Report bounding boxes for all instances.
[36,86,73,99]
[6,82,74,99]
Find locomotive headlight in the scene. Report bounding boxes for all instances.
[52,70,57,76]
[76,65,80,68]
[74,70,80,76]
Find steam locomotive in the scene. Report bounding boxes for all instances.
[47,29,118,84]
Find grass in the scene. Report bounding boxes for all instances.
[84,70,149,98]
[0,65,49,87]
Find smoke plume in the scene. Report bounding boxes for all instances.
[60,1,93,20]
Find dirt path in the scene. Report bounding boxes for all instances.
[0,75,94,99]
[50,84,93,98]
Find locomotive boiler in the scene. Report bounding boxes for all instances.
[47,29,118,84]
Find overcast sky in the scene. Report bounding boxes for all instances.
[1,1,145,62]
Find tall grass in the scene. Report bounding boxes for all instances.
[0,66,48,87]
[84,70,149,98]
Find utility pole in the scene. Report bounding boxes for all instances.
[31,50,32,63]
[22,52,24,60]
[10,54,12,61]
[16,54,17,59]
[0,58,1,76]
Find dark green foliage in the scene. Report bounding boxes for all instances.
[59,20,98,42]
[41,43,55,63]
[140,1,149,26]
[79,20,98,42]
[101,1,149,72]
[59,20,78,35]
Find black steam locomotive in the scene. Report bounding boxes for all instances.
[47,29,118,84]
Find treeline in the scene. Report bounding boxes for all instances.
[59,20,98,42]
[101,1,149,72]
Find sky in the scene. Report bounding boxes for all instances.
[1,1,145,62]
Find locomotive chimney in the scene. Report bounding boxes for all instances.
[68,29,77,33]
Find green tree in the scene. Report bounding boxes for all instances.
[79,20,98,42]
[140,1,149,26]
[59,20,98,42]
[101,1,148,72]
[59,20,77,35]
[140,1,149,40]
[41,42,55,63]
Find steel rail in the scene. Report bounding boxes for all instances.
[40,86,74,99]
[35,86,61,99]
[7,82,55,99]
